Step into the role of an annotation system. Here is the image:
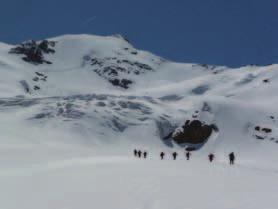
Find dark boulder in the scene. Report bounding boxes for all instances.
[110,78,132,89]
[262,128,272,133]
[263,79,270,83]
[34,85,40,90]
[172,120,217,144]
[255,126,260,131]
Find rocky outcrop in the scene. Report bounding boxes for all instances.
[253,125,273,141]
[9,40,56,64]
[90,57,153,89]
[110,78,133,89]
[172,120,217,144]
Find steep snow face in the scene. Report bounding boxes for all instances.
[0,34,278,169]
[0,34,226,97]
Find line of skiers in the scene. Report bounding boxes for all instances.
[134,149,236,165]
[134,149,148,159]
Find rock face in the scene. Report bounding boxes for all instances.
[172,120,217,144]
[9,40,55,64]
[90,57,154,89]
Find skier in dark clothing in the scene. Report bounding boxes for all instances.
[134,149,138,157]
[143,151,148,159]
[138,150,142,158]
[229,152,235,165]
[172,152,178,160]
[160,152,165,160]
[208,153,214,162]
[186,151,191,160]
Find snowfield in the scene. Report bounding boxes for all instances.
[1,155,278,209]
[0,34,278,209]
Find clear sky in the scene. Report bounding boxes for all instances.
[0,0,277,67]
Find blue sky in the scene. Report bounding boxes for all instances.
[0,0,277,67]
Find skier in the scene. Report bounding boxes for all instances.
[138,150,142,158]
[160,152,165,160]
[134,149,138,157]
[143,151,148,159]
[186,151,191,160]
[208,153,214,162]
[172,152,178,160]
[229,152,235,165]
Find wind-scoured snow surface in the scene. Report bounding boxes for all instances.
[0,34,278,209]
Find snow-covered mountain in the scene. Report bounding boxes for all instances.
[1,34,278,209]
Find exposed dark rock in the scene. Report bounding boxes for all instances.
[211,124,219,132]
[103,67,118,76]
[35,72,45,77]
[91,58,103,66]
[133,62,152,71]
[255,126,260,131]
[263,79,270,83]
[9,40,55,64]
[38,40,55,53]
[262,128,272,133]
[110,78,132,89]
[255,126,271,133]
[34,85,40,90]
[41,77,47,82]
[172,120,217,144]
[33,77,39,82]
[91,57,153,89]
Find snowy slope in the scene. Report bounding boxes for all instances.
[0,34,278,209]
